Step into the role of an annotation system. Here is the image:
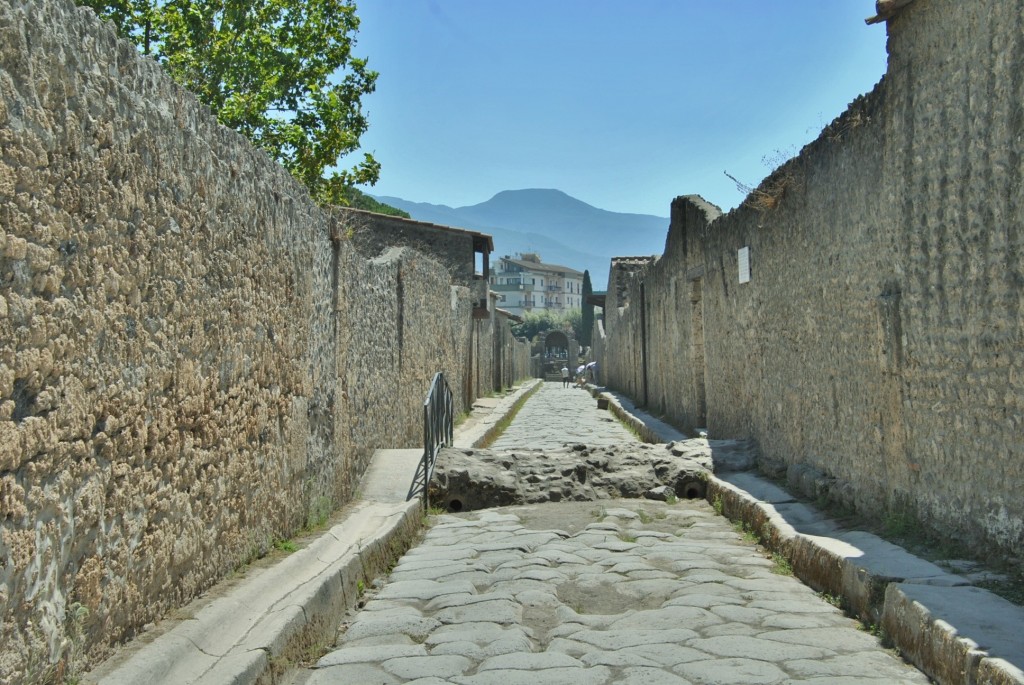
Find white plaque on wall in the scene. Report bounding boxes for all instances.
[738,246,751,284]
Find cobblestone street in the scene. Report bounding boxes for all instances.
[488,381,637,450]
[288,383,931,684]
[304,501,930,684]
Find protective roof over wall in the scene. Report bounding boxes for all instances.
[345,207,494,253]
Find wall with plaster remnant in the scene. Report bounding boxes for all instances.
[598,0,1024,562]
[0,0,526,680]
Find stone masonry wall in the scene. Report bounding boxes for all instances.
[332,240,473,502]
[0,0,517,680]
[348,211,478,288]
[493,313,531,391]
[344,211,531,408]
[598,0,1024,560]
[598,257,653,405]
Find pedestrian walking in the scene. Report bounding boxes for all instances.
[560,364,570,388]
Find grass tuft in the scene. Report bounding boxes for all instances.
[273,538,298,553]
[770,552,793,576]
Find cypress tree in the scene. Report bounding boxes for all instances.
[581,270,594,347]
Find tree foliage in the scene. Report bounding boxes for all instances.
[338,186,410,218]
[78,0,379,204]
[511,309,583,343]
[581,270,594,347]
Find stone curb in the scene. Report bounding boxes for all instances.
[86,500,422,685]
[584,384,687,444]
[882,583,1024,685]
[706,478,1024,685]
[604,392,1024,685]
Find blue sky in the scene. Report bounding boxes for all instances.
[348,1,889,217]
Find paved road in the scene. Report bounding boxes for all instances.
[489,382,636,450]
[286,382,931,684]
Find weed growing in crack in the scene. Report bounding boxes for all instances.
[770,552,793,576]
[712,494,724,516]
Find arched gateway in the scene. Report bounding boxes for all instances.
[535,330,580,379]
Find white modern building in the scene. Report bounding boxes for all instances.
[489,253,585,316]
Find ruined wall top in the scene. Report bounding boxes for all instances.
[345,209,492,288]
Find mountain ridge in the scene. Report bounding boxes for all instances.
[371,189,668,289]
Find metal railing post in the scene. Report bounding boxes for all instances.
[412,372,454,509]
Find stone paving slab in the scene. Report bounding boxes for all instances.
[453,380,544,448]
[708,473,1024,684]
[295,501,932,684]
[488,381,638,450]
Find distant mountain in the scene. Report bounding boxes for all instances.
[371,189,668,289]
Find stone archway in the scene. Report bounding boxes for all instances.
[536,330,580,379]
[544,330,570,359]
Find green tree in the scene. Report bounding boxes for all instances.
[581,270,593,347]
[510,311,553,341]
[511,310,582,343]
[78,0,379,204]
[337,186,411,218]
[564,308,583,344]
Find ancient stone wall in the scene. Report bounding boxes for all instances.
[599,0,1024,560]
[493,315,531,390]
[466,309,533,404]
[332,241,474,502]
[347,210,479,288]
[598,257,656,404]
[346,210,531,407]
[0,0,519,680]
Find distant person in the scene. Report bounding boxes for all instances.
[560,364,570,388]
[576,364,586,388]
[586,361,597,383]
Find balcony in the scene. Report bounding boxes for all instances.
[491,283,525,292]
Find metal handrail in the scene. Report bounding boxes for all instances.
[408,372,454,508]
